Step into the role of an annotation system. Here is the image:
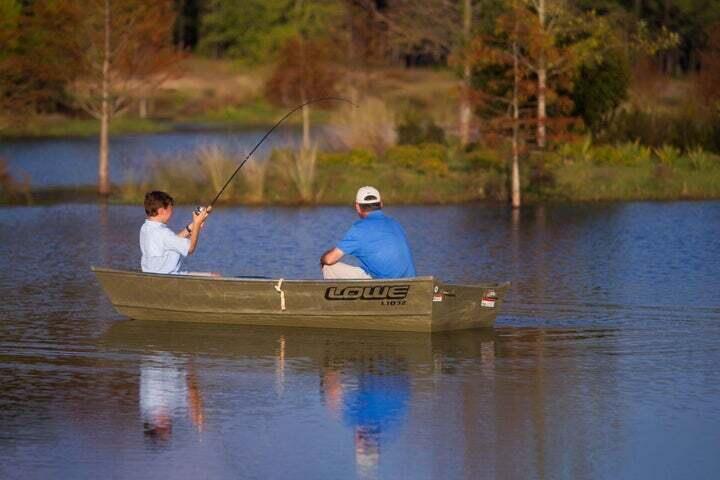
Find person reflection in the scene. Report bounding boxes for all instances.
[321,357,410,480]
[140,353,205,445]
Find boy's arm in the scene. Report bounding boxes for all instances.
[185,207,210,255]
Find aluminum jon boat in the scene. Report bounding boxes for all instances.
[92,267,510,332]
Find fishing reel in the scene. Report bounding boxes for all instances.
[193,206,206,216]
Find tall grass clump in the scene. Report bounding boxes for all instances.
[554,138,651,166]
[653,145,682,167]
[686,147,717,170]
[328,96,396,155]
[273,145,318,203]
[119,144,267,204]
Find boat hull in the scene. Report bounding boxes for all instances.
[92,267,509,332]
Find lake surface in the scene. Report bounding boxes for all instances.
[0,128,305,187]
[1,201,720,479]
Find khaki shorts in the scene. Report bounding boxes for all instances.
[322,262,371,279]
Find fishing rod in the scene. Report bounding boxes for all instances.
[196,96,357,214]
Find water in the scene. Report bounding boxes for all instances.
[1,201,720,479]
[0,128,304,187]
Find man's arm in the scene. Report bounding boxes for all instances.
[320,247,344,267]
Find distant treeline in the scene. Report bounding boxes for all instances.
[171,0,719,72]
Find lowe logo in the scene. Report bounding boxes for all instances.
[325,285,410,301]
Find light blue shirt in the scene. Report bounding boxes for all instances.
[337,211,416,279]
[139,220,190,274]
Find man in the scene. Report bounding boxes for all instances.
[140,191,210,274]
[320,186,416,279]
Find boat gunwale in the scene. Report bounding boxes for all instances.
[91,266,509,288]
[91,266,436,284]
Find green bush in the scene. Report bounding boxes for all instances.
[463,148,505,172]
[397,117,447,145]
[385,143,449,176]
[572,53,630,134]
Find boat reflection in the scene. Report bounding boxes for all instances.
[101,320,496,467]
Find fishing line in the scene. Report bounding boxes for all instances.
[200,96,357,212]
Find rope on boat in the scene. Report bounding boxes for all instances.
[274,278,286,311]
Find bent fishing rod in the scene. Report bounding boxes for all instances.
[196,96,357,214]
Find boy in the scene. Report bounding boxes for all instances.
[140,191,210,274]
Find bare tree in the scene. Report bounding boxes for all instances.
[266,37,340,151]
[459,0,474,147]
[38,0,182,196]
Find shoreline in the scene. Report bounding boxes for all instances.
[3,185,719,207]
[0,107,312,141]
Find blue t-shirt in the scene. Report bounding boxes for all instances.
[336,211,417,279]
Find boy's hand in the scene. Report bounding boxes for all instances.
[192,206,211,226]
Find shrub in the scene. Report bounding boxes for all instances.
[463,148,506,172]
[573,53,631,134]
[424,122,446,144]
[385,143,449,176]
[397,117,447,145]
[483,170,507,201]
[397,119,424,145]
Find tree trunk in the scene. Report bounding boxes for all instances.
[139,97,148,118]
[98,0,111,196]
[511,38,521,209]
[662,0,676,74]
[302,97,310,151]
[459,0,473,147]
[536,0,547,149]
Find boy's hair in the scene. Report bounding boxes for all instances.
[144,191,174,216]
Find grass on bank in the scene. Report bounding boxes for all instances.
[114,140,720,207]
[115,143,499,206]
[526,139,720,202]
[4,138,720,206]
[0,115,172,139]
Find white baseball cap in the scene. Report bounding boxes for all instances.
[355,186,382,204]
